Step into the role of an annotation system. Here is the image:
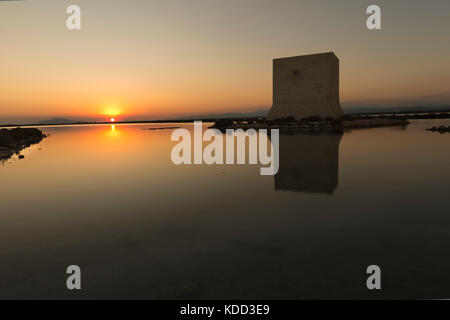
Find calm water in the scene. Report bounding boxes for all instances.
[1,120,450,299]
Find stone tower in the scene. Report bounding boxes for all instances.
[267,52,344,121]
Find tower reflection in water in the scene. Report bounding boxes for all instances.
[275,133,342,194]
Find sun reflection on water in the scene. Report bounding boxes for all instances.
[108,124,119,137]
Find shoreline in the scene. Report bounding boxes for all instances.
[0,128,46,161]
[0,110,449,129]
[210,117,409,132]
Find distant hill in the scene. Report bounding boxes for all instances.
[179,108,269,120]
[178,105,450,120]
[38,117,86,125]
[344,106,450,114]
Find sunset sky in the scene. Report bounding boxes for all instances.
[1,0,450,123]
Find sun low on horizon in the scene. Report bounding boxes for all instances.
[102,104,123,123]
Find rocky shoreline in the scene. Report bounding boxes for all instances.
[211,116,409,132]
[0,127,46,161]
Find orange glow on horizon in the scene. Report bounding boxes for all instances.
[102,104,122,119]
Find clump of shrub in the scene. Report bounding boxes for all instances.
[301,115,323,122]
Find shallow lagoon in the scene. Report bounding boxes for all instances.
[1,119,450,299]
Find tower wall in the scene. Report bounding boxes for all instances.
[267,52,344,121]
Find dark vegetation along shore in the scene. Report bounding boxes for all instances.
[144,126,181,131]
[211,114,409,133]
[0,128,46,161]
[426,125,450,133]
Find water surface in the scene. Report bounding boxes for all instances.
[1,120,450,299]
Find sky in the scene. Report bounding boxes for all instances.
[1,0,450,123]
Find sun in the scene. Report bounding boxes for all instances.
[110,118,116,122]
[102,103,122,118]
